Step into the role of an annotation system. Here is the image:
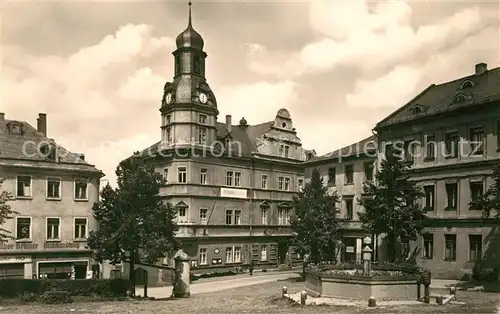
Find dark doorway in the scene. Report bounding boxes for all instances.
[74,264,87,279]
[342,237,357,263]
[135,268,148,286]
[277,239,289,265]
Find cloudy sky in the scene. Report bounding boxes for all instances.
[3,0,499,185]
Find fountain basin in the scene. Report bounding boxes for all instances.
[305,266,420,301]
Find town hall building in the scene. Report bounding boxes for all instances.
[128,3,308,282]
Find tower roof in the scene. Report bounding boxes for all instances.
[175,2,204,50]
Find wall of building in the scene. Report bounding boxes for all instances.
[0,166,100,279]
[377,102,500,278]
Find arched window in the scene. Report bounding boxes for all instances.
[410,105,424,115]
[460,80,475,90]
[193,56,201,74]
[175,56,181,76]
[452,94,467,104]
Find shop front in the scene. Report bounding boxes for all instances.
[37,260,90,279]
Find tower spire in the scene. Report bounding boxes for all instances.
[188,1,192,27]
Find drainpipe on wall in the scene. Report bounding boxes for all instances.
[249,159,254,237]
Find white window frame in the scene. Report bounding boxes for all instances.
[74,217,88,241]
[226,170,234,186]
[225,209,233,225]
[234,247,241,263]
[225,247,233,263]
[261,174,268,189]
[199,208,208,224]
[46,217,61,241]
[278,208,284,225]
[198,126,207,145]
[234,209,241,225]
[74,178,88,201]
[234,172,241,187]
[199,114,207,124]
[166,126,173,144]
[278,176,284,191]
[166,114,171,124]
[46,177,62,200]
[298,178,304,192]
[284,177,290,191]
[260,208,268,225]
[177,207,187,221]
[200,168,208,184]
[16,175,32,198]
[284,145,289,158]
[15,216,32,242]
[177,166,187,184]
[261,245,268,261]
[199,248,208,265]
[164,168,169,184]
[279,144,284,156]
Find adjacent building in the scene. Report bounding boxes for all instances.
[128,4,307,282]
[374,62,500,278]
[303,135,378,263]
[0,113,103,279]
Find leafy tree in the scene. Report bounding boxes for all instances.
[88,155,179,292]
[357,152,425,263]
[471,164,500,219]
[290,168,340,264]
[470,164,500,282]
[0,180,18,243]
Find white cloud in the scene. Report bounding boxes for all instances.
[216,80,298,124]
[2,24,174,186]
[346,66,422,109]
[249,1,496,78]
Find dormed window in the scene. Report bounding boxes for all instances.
[460,80,475,90]
[452,94,467,104]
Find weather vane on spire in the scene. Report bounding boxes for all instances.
[188,1,193,26]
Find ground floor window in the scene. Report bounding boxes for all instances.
[38,261,88,279]
[0,263,24,279]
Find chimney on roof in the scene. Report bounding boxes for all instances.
[37,113,47,136]
[0,113,4,121]
[225,115,232,133]
[475,63,487,75]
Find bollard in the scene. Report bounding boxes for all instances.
[450,286,456,298]
[282,286,287,297]
[436,296,443,305]
[300,290,307,306]
[423,284,430,304]
[417,283,421,300]
[368,296,376,307]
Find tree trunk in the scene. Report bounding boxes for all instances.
[391,234,397,264]
[129,261,136,297]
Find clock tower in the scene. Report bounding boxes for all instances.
[160,2,218,149]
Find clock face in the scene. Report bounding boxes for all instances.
[199,93,208,104]
[165,93,172,104]
[214,248,220,254]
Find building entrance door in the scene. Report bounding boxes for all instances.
[342,238,356,263]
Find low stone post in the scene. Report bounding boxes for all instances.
[368,296,376,307]
[436,296,443,305]
[422,270,431,304]
[362,236,373,276]
[172,249,191,298]
[417,277,421,300]
[300,290,307,306]
[282,286,287,297]
[449,286,456,300]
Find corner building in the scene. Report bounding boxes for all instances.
[134,5,307,275]
[375,63,500,278]
[0,113,103,279]
[303,136,380,264]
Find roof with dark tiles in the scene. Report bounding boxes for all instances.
[376,63,500,129]
[0,117,103,174]
[305,135,377,164]
[139,120,276,159]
